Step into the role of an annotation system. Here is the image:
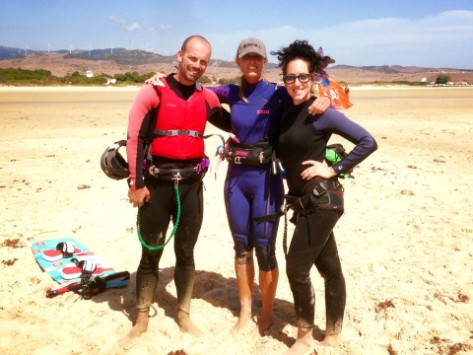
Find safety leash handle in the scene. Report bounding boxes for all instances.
[136,184,181,251]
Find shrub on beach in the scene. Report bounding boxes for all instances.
[65,71,107,85]
[0,68,60,85]
[435,74,451,84]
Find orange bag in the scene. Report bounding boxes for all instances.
[316,75,353,110]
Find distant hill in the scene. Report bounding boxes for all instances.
[0,46,41,59]
[66,49,179,66]
[0,45,240,67]
[1,45,472,84]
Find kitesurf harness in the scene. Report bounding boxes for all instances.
[256,178,344,257]
[225,138,275,167]
[147,156,210,181]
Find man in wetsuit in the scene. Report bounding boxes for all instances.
[126,35,230,337]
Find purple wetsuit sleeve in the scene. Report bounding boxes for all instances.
[208,85,231,104]
[205,86,232,132]
[312,108,378,174]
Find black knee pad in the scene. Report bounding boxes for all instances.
[235,251,253,264]
[234,237,252,264]
[255,243,277,271]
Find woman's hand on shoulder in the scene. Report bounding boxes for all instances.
[145,72,166,85]
[308,96,331,115]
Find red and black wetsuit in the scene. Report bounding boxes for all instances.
[127,75,230,312]
[127,75,230,189]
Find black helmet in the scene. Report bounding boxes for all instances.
[100,140,129,180]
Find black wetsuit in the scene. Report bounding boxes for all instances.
[128,76,230,313]
[278,97,377,333]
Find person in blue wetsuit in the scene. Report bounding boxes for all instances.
[271,40,377,354]
[210,38,330,334]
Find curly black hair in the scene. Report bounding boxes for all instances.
[270,40,324,75]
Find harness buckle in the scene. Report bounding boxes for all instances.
[312,182,328,197]
[280,202,289,214]
[259,151,264,164]
[171,171,182,187]
[148,165,159,176]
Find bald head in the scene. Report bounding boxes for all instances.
[176,35,212,85]
[181,35,212,53]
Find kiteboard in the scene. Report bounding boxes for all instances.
[31,237,115,284]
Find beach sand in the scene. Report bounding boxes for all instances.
[0,86,472,355]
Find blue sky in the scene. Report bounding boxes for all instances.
[2,0,473,69]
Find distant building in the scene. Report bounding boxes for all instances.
[85,70,94,78]
[104,78,117,85]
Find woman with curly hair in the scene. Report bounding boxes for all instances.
[271,40,377,354]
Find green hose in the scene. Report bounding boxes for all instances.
[136,185,181,251]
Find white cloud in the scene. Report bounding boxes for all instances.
[125,22,140,32]
[109,15,140,32]
[208,10,473,68]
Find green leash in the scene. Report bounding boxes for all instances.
[136,184,181,251]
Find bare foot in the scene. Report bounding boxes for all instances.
[177,309,202,336]
[128,309,149,338]
[230,311,253,334]
[253,314,273,335]
[318,333,341,347]
[284,326,314,355]
[284,339,314,355]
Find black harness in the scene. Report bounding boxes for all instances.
[226,138,275,166]
[145,133,225,183]
[147,157,210,183]
[255,179,344,257]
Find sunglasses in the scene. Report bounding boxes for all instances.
[282,73,314,84]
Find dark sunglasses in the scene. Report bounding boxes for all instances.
[282,73,314,84]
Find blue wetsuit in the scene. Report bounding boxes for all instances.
[211,80,289,271]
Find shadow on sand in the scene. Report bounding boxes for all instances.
[89,266,319,347]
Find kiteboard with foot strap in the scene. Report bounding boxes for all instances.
[31,237,127,291]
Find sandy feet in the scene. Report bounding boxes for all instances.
[128,310,149,338]
[177,309,203,336]
[230,311,275,337]
[253,314,273,335]
[127,309,203,338]
[284,339,315,355]
[317,333,341,347]
[285,327,315,355]
[230,311,254,335]
[284,328,341,354]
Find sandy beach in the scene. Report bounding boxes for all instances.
[0,86,472,355]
